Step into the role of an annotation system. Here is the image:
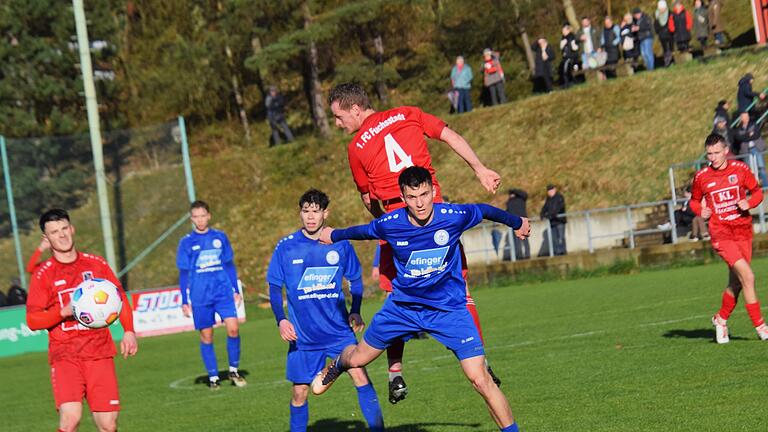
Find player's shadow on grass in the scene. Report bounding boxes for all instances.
[308,419,481,431]
[663,329,748,341]
[193,369,250,385]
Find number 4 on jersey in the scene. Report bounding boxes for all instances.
[384,133,414,173]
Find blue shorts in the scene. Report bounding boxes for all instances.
[364,297,485,361]
[286,339,357,384]
[191,296,237,330]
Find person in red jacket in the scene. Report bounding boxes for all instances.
[668,0,693,52]
[27,237,50,274]
[690,134,768,344]
[26,209,138,432]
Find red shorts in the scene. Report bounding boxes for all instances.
[50,358,120,412]
[712,238,752,267]
[379,240,470,292]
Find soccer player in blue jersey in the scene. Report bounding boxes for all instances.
[267,189,384,432]
[313,167,529,432]
[176,200,246,389]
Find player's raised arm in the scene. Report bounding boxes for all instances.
[439,127,501,194]
[475,203,530,239]
[322,222,381,245]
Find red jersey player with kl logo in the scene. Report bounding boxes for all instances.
[690,134,768,343]
[26,209,138,432]
[328,83,502,404]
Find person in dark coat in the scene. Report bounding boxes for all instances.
[655,1,674,66]
[632,7,655,70]
[692,0,709,48]
[714,99,731,124]
[540,184,567,256]
[669,0,693,52]
[620,13,640,68]
[734,112,768,186]
[712,115,734,154]
[533,37,555,93]
[505,188,530,260]
[265,86,295,146]
[737,73,766,116]
[600,16,621,79]
[559,24,580,88]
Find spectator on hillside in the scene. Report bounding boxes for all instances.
[482,48,506,106]
[693,0,709,48]
[6,278,27,306]
[708,0,725,45]
[601,16,621,79]
[655,1,674,66]
[712,115,733,153]
[559,24,580,88]
[632,7,655,70]
[714,99,731,125]
[533,37,555,93]
[620,13,639,69]
[0,289,7,307]
[737,73,766,116]
[540,184,567,256]
[734,112,768,186]
[265,86,294,146]
[450,56,473,114]
[506,188,530,260]
[669,1,693,53]
[675,187,709,241]
[579,17,602,70]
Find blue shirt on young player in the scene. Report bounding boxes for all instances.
[331,203,522,311]
[176,228,240,306]
[267,230,364,351]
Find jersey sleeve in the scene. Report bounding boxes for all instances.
[347,148,370,194]
[26,271,62,330]
[266,245,285,288]
[342,242,363,281]
[220,233,234,263]
[744,166,764,208]
[689,174,704,216]
[458,204,485,231]
[175,238,191,270]
[413,107,447,139]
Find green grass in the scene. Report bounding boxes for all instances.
[4,258,768,431]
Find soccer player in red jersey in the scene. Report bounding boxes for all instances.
[26,209,138,432]
[690,134,768,343]
[328,83,502,403]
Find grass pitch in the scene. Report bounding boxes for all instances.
[4,259,768,431]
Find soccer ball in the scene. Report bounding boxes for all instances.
[71,278,123,329]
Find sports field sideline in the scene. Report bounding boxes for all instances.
[4,258,768,431]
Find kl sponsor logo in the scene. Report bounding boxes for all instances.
[405,246,450,277]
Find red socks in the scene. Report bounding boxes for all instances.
[466,295,484,344]
[718,291,737,321]
[745,302,765,328]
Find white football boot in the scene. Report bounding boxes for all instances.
[712,315,729,344]
[756,324,768,341]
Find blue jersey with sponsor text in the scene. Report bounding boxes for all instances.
[363,203,483,311]
[176,229,236,305]
[266,230,362,350]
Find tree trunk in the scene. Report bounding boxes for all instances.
[225,45,252,143]
[520,28,535,74]
[563,0,580,31]
[605,0,612,18]
[302,1,331,139]
[372,33,389,105]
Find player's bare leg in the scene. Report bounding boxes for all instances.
[223,317,246,387]
[731,259,768,339]
[311,341,384,395]
[58,402,82,432]
[91,411,118,432]
[459,355,516,430]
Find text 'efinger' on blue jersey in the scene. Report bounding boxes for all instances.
[176,229,239,306]
[336,203,485,311]
[267,230,362,351]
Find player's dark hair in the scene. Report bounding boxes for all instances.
[190,200,210,212]
[299,189,330,210]
[39,209,70,232]
[398,166,433,191]
[704,133,727,148]
[327,83,372,110]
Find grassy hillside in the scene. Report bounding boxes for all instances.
[2,48,767,295]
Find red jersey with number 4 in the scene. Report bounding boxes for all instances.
[690,160,763,240]
[27,252,129,364]
[347,106,446,206]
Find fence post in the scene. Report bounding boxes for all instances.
[585,211,594,253]
[667,200,678,244]
[481,223,491,265]
[546,218,554,257]
[626,206,635,249]
[507,226,517,262]
[178,116,196,203]
[759,192,767,234]
[668,166,677,204]
[0,136,27,289]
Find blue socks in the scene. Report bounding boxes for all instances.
[501,423,519,432]
[356,383,385,432]
[290,402,309,432]
[200,342,219,379]
[227,336,241,369]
